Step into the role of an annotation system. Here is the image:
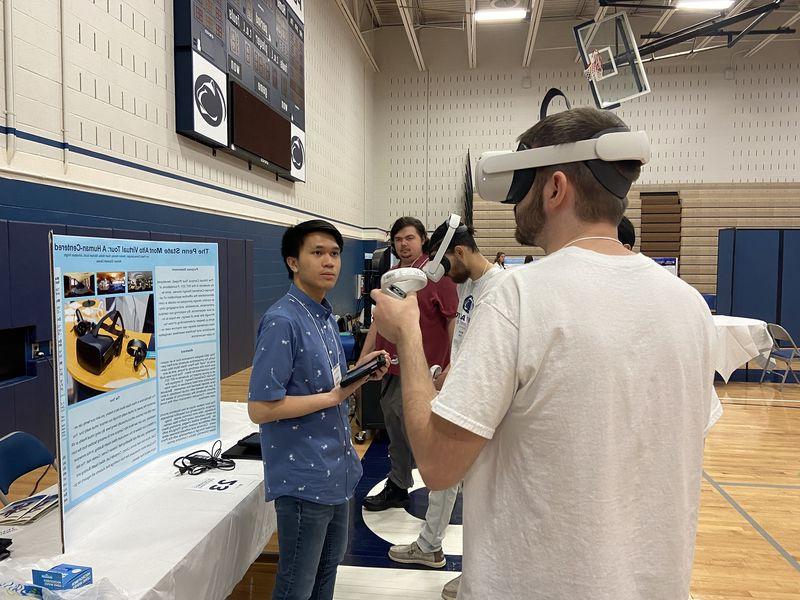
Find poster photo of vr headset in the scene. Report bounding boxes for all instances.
[63,272,156,405]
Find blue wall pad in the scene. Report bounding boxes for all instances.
[780,230,800,342]
[0,176,366,326]
[0,176,370,452]
[716,228,735,316]
[732,229,780,323]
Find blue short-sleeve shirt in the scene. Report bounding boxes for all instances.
[248,284,362,505]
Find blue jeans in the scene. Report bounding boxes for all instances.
[272,496,350,600]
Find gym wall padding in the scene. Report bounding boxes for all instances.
[731,229,781,325]
[715,228,735,317]
[716,228,800,342]
[0,221,9,331]
[780,230,800,342]
[0,177,367,453]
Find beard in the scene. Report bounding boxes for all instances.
[449,268,470,284]
[514,179,547,247]
[446,256,470,284]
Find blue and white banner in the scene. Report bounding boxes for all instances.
[51,235,221,525]
[652,257,679,276]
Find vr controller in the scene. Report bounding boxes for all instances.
[380,267,428,299]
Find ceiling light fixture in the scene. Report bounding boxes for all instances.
[676,0,734,10]
[474,8,527,22]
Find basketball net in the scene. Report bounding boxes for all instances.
[584,50,603,81]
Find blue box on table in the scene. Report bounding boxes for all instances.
[31,564,92,590]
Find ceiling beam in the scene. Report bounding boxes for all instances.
[744,8,800,56]
[335,0,380,71]
[574,6,608,62]
[523,0,544,66]
[366,0,383,27]
[689,0,753,55]
[649,1,679,36]
[397,1,426,70]
[466,0,477,68]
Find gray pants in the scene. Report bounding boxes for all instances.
[380,375,415,489]
[380,375,461,553]
[417,484,460,553]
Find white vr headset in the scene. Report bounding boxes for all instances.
[475,128,651,204]
[424,214,465,283]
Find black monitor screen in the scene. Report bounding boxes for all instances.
[230,81,291,171]
[0,327,27,382]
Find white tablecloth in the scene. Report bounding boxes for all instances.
[2,402,274,600]
[713,315,774,383]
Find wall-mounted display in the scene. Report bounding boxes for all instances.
[174,0,306,182]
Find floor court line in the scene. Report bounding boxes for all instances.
[716,481,800,490]
[719,396,800,407]
[703,470,800,573]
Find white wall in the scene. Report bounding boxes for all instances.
[2,4,797,236]
[0,0,376,239]
[369,21,800,230]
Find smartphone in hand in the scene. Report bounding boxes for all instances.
[340,354,387,387]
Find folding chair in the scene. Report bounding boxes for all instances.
[0,432,57,506]
[759,324,800,389]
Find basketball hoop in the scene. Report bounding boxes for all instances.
[584,50,604,81]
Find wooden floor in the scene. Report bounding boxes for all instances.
[8,372,799,599]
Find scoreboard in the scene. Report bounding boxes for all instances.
[174,0,306,182]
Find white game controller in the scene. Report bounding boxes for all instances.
[380,267,429,299]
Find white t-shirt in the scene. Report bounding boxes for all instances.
[432,247,718,600]
[452,264,505,358]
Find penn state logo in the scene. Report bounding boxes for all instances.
[291,135,305,169]
[459,295,474,323]
[194,75,226,127]
[463,295,474,314]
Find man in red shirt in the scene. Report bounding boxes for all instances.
[360,216,458,512]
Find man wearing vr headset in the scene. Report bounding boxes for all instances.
[370,107,718,600]
[360,216,459,512]
[387,220,503,589]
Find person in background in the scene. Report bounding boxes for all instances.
[359,217,459,512]
[387,220,504,600]
[493,251,506,268]
[369,108,719,600]
[618,215,636,250]
[248,219,389,600]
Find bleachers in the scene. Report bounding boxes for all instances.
[473,184,800,295]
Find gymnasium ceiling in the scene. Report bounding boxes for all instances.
[335,0,800,70]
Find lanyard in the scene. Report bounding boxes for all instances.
[288,293,338,373]
[410,255,428,269]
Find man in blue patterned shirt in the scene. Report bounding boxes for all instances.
[248,220,389,600]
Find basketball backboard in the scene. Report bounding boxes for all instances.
[574,12,651,109]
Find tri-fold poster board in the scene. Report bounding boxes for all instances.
[50,235,222,550]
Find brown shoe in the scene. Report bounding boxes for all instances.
[388,541,446,568]
[441,574,461,599]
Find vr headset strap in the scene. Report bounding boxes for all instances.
[92,310,126,355]
[540,88,572,121]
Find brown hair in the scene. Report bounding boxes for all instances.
[517,107,641,225]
